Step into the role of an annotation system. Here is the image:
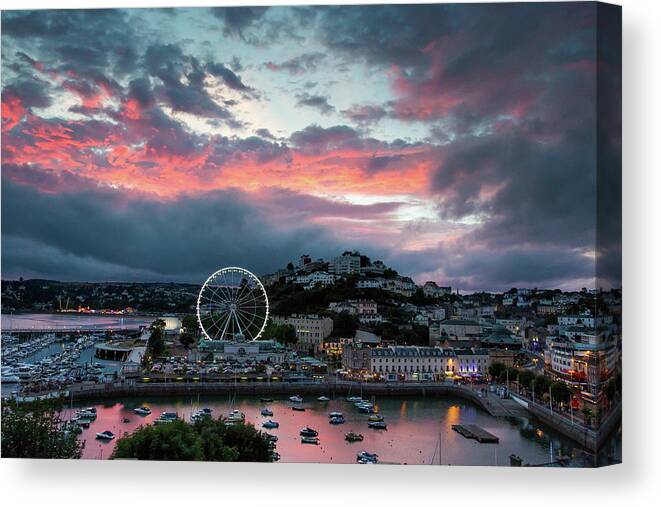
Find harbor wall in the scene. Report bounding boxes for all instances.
[66,381,496,415]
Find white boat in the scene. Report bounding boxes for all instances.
[301,436,319,445]
[289,395,303,403]
[133,406,151,416]
[328,411,344,418]
[191,409,212,422]
[317,396,330,401]
[346,396,363,402]
[368,420,387,430]
[357,451,378,463]
[96,430,115,440]
[76,409,97,420]
[262,420,279,429]
[154,412,178,425]
[225,409,245,423]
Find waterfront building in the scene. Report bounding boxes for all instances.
[342,343,372,374]
[545,328,619,402]
[489,349,518,368]
[272,314,333,354]
[370,346,454,381]
[453,348,491,375]
[195,339,286,364]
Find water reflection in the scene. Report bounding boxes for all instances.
[62,396,601,466]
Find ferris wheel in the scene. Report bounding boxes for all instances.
[196,267,269,341]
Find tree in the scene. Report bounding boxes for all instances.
[518,370,536,390]
[179,333,196,349]
[147,318,166,356]
[261,321,297,345]
[533,375,552,397]
[181,314,199,336]
[330,311,359,338]
[111,418,271,462]
[550,381,572,404]
[488,362,507,379]
[2,399,83,459]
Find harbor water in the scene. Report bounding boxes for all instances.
[63,396,607,465]
[1,313,158,332]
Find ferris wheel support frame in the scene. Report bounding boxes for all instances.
[196,266,269,342]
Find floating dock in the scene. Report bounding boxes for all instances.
[452,424,499,443]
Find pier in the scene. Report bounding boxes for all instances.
[452,424,499,443]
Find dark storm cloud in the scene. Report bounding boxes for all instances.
[210,6,270,39]
[0,179,342,281]
[431,125,597,252]
[386,245,594,292]
[341,104,388,126]
[264,52,326,75]
[288,124,414,159]
[1,9,140,78]
[2,77,52,110]
[142,44,251,121]
[206,62,252,93]
[259,188,405,221]
[295,93,334,115]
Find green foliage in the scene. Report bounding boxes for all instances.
[261,321,297,345]
[179,333,196,349]
[517,370,536,390]
[550,381,572,404]
[533,375,552,397]
[1,399,83,459]
[411,288,435,306]
[488,362,507,379]
[147,318,166,356]
[181,314,199,335]
[330,311,359,338]
[111,418,271,462]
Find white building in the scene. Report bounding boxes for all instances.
[272,314,334,353]
[330,251,361,275]
[429,319,482,344]
[357,279,383,289]
[294,271,336,289]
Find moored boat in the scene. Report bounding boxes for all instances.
[289,395,303,403]
[262,419,279,429]
[292,406,305,412]
[345,432,364,442]
[317,396,330,401]
[154,412,178,425]
[261,408,274,416]
[96,430,115,440]
[368,414,384,422]
[329,414,345,424]
[134,406,151,416]
[357,451,378,463]
[300,426,318,437]
[301,436,319,444]
[225,409,245,423]
[368,420,387,429]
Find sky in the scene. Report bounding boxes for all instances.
[0,3,621,291]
